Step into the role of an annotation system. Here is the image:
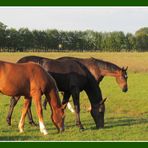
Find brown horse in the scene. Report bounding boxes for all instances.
[0,60,64,135]
[58,57,128,92]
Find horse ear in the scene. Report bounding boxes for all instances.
[122,66,128,71]
[99,97,107,105]
[125,66,128,71]
[61,103,67,110]
[121,67,124,70]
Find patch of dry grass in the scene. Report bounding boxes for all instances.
[0,52,147,73]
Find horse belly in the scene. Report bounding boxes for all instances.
[0,87,21,96]
[0,80,29,97]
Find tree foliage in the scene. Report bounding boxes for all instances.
[0,21,147,52]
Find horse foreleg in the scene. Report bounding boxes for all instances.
[62,92,74,113]
[7,96,20,126]
[27,100,38,126]
[18,98,31,133]
[67,102,75,113]
[33,94,48,135]
[62,92,70,107]
[71,88,84,131]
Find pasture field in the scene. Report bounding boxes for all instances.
[0,52,148,141]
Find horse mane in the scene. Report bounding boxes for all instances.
[90,57,121,72]
[73,59,96,80]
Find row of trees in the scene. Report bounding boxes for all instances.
[0,22,148,52]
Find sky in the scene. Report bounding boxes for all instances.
[0,7,148,34]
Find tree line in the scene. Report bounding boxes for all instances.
[0,22,148,52]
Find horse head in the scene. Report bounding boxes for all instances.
[116,66,128,92]
[90,98,107,129]
[51,104,66,133]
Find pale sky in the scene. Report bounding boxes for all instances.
[0,7,148,34]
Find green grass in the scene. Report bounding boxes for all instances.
[0,52,148,141]
[0,72,148,141]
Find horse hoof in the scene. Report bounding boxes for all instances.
[29,122,38,127]
[79,127,85,132]
[6,119,11,126]
[19,129,24,133]
[7,122,11,126]
[43,131,48,136]
[40,129,48,135]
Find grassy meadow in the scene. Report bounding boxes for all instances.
[0,52,148,141]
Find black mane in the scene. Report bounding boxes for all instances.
[91,57,121,72]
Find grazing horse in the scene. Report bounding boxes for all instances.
[58,57,128,92]
[7,56,106,130]
[0,60,64,135]
[57,57,128,111]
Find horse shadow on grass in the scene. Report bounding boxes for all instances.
[104,116,148,129]
[73,116,148,130]
[0,123,61,141]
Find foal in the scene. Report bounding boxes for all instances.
[0,61,64,135]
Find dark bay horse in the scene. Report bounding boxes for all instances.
[7,56,106,130]
[58,57,128,92]
[0,60,64,135]
[57,57,128,111]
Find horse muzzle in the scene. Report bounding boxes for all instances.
[58,127,65,133]
[122,87,128,92]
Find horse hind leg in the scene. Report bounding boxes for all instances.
[27,100,38,126]
[7,96,21,126]
[43,98,48,110]
[33,94,48,135]
[18,98,31,133]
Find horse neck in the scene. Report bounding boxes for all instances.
[79,59,102,81]
[85,77,103,105]
[91,59,121,78]
[48,88,62,110]
[100,68,119,78]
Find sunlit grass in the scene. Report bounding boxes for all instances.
[0,52,148,141]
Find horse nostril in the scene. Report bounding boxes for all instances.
[122,87,128,92]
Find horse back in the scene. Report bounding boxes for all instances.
[21,62,57,93]
[58,57,102,82]
[0,61,55,96]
